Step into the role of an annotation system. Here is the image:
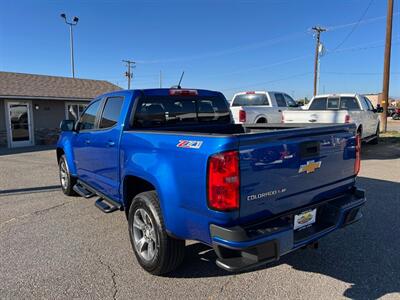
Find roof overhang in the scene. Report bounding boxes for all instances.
[0,95,92,101]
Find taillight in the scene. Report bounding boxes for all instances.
[354,134,361,175]
[207,151,240,211]
[239,110,246,123]
[169,89,198,96]
[345,115,351,123]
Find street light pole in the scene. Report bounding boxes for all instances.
[60,13,79,78]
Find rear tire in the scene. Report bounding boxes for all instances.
[58,155,77,196]
[128,191,185,275]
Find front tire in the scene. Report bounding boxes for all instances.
[128,191,185,275]
[59,155,77,196]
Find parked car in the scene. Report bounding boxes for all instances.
[283,94,383,143]
[57,88,365,275]
[392,108,400,120]
[230,91,299,124]
[388,106,396,117]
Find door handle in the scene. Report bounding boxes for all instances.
[107,141,115,147]
[309,119,317,123]
[85,139,91,144]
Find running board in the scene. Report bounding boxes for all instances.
[73,184,95,198]
[95,198,119,213]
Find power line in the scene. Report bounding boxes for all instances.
[222,72,312,92]
[331,0,375,52]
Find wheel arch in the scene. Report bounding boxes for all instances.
[56,146,77,176]
[123,174,158,219]
[255,115,268,123]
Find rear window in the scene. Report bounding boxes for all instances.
[327,97,340,109]
[309,97,360,110]
[340,97,360,110]
[232,94,269,106]
[309,98,328,110]
[133,96,231,128]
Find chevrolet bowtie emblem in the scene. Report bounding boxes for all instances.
[298,160,322,174]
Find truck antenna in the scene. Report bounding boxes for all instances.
[177,71,185,88]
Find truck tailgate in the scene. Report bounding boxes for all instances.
[238,124,357,223]
[283,110,348,124]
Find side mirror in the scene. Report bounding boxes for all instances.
[60,119,75,131]
[376,107,384,113]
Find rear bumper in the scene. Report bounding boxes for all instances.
[210,187,366,272]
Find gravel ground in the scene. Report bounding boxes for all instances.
[0,140,399,299]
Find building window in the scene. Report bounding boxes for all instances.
[66,103,88,121]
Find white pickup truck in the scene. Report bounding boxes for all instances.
[230,91,299,124]
[283,94,382,143]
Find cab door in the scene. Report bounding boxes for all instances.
[73,99,103,186]
[363,97,380,136]
[88,96,124,200]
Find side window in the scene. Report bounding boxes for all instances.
[99,97,124,129]
[327,97,340,109]
[284,94,298,107]
[275,93,287,107]
[78,100,102,130]
[309,98,327,110]
[365,97,375,110]
[340,97,361,110]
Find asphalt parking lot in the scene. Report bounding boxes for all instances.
[0,134,399,299]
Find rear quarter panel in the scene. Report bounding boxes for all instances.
[120,131,239,244]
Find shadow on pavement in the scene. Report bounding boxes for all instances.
[0,185,61,196]
[361,142,400,160]
[170,177,400,299]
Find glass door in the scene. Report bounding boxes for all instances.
[7,102,33,147]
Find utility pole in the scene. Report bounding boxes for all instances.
[159,70,162,88]
[312,26,326,96]
[122,60,135,89]
[381,0,394,132]
[60,14,79,78]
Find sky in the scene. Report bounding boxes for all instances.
[0,0,399,100]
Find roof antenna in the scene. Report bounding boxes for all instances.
[177,71,185,88]
[171,71,185,89]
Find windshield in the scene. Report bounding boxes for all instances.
[133,96,231,128]
[232,94,269,106]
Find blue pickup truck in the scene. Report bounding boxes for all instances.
[57,88,365,275]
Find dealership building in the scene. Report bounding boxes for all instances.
[0,71,120,148]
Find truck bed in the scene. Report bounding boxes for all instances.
[127,123,352,136]
[122,122,357,243]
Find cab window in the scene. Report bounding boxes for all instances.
[327,98,340,109]
[309,98,327,110]
[78,100,102,130]
[340,97,360,110]
[274,93,287,107]
[99,97,124,129]
[232,94,269,106]
[284,94,298,107]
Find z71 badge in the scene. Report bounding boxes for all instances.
[177,140,203,149]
